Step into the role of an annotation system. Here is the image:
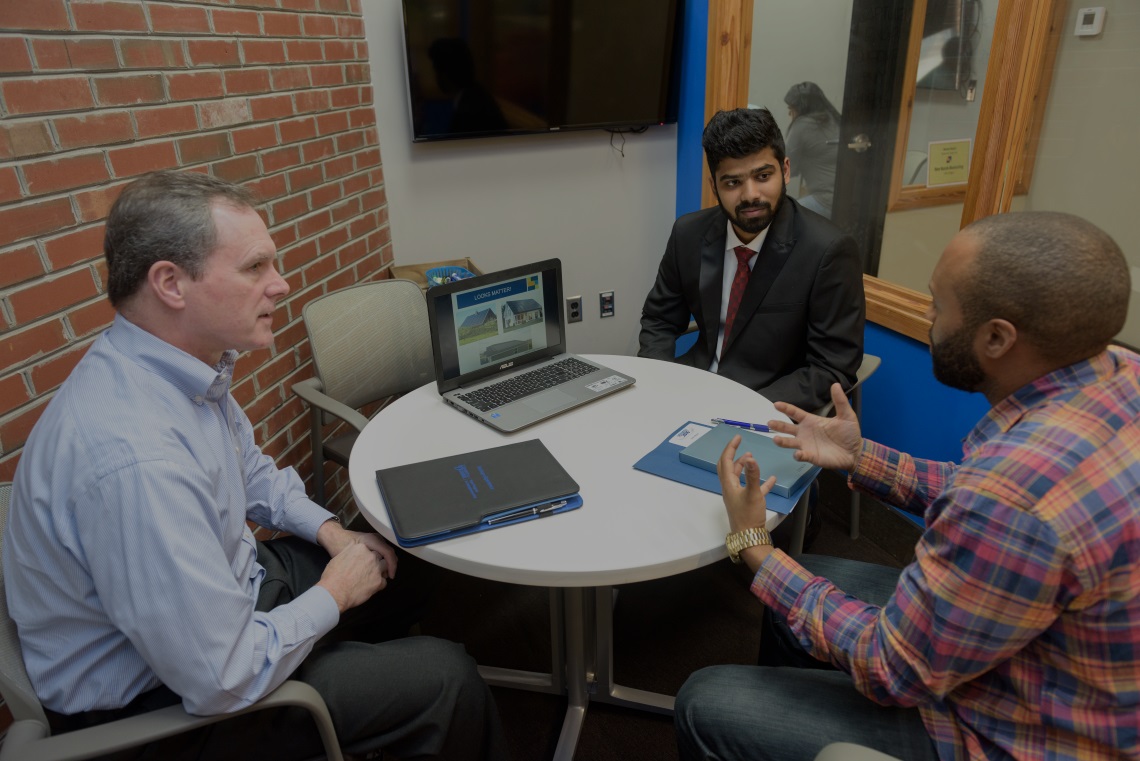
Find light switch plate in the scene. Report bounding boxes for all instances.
[599,291,615,318]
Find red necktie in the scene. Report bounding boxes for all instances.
[722,245,752,348]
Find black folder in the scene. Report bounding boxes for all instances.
[375,439,581,547]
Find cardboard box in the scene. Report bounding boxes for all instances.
[390,258,484,293]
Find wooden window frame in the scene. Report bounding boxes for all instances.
[706,0,1068,344]
[888,0,1068,214]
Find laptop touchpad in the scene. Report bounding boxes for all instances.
[524,389,575,412]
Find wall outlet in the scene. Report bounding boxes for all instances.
[566,295,583,323]
[599,291,615,318]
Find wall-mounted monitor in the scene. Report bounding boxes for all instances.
[400,0,684,142]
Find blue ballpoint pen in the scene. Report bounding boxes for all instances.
[711,418,770,433]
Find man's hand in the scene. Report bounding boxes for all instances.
[316,520,398,578]
[768,383,864,472]
[717,434,777,534]
[315,521,398,614]
[316,542,388,614]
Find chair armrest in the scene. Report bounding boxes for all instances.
[2,681,343,761]
[815,742,902,761]
[0,719,49,760]
[292,377,370,433]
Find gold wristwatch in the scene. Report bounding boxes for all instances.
[725,526,773,563]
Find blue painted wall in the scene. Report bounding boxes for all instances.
[676,0,708,219]
[860,324,990,463]
[672,7,988,468]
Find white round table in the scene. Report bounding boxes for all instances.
[348,354,806,760]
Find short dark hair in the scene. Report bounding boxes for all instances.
[104,171,256,306]
[702,108,786,176]
[959,211,1130,366]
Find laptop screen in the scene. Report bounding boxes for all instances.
[427,259,565,392]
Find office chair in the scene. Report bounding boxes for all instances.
[815,742,903,761]
[0,482,345,761]
[293,279,435,506]
[812,354,881,540]
[903,150,929,186]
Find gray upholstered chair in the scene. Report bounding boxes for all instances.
[0,482,345,761]
[815,741,904,761]
[292,279,435,505]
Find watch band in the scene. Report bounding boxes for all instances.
[725,526,772,563]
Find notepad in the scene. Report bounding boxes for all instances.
[678,423,817,498]
[375,439,580,547]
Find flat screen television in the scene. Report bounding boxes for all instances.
[400,0,684,142]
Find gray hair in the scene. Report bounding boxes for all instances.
[104,171,256,306]
[960,211,1130,366]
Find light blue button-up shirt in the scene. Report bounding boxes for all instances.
[4,314,340,715]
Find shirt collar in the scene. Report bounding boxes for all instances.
[725,219,770,255]
[106,313,238,404]
[964,349,1120,453]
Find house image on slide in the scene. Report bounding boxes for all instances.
[457,307,497,344]
[501,298,543,330]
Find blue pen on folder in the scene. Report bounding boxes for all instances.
[711,418,770,433]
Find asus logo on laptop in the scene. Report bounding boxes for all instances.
[499,361,514,370]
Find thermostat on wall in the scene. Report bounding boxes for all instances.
[1074,7,1105,37]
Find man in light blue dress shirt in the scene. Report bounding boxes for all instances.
[3,171,506,760]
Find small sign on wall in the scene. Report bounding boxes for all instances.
[927,139,971,186]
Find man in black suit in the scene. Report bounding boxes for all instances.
[639,108,864,413]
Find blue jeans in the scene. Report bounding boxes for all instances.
[675,555,938,761]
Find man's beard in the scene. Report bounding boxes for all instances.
[720,177,786,235]
[930,322,986,393]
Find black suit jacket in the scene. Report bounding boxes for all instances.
[638,198,865,411]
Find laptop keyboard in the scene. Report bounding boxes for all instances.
[456,357,599,412]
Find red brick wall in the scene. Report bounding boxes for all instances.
[0,0,393,512]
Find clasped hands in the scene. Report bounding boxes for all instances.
[316,520,398,613]
[718,382,864,539]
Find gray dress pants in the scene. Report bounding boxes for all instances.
[47,536,508,761]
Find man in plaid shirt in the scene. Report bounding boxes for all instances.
[676,212,1138,761]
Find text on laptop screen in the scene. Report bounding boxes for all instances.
[432,265,563,381]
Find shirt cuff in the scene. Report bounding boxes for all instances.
[291,584,341,638]
[749,548,816,617]
[284,497,338,544]
[848,439,895,493]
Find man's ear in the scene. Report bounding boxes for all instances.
[707,171,718,198]
[147,260,189,310]
[977,318,1018,360]
[782,156,791,184]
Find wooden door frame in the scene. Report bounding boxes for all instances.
[705,0,1068,344]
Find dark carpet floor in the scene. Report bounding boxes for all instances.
[361,471,923,761]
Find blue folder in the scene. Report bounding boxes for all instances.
[376,439,581,547]
[632,422,816,514]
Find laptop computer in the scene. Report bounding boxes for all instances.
[425,258,635,432]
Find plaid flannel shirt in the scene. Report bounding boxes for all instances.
[751,347,1140,760]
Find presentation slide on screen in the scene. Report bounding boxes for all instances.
[451,273,548,374]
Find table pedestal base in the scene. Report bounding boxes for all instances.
[478,585,675,760]
[476,491,809,759]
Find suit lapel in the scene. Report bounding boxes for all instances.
[724,198,798,351]
[698,213,727,358]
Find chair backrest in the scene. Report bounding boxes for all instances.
[303,280,435,414]
[813,353,882,418]
[0,482,51,726]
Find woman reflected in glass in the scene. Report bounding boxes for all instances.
[783,82,841,219]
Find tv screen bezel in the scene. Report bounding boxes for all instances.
[399,0,684,143]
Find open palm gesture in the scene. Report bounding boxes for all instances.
[767,383,864,472]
